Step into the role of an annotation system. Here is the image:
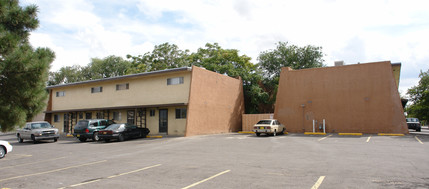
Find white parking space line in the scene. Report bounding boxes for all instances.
[415,136,424,144]
[366,135,372,143]
[59,164,162,189]
[0,156,66,170]
[182,170,231,189]
[311,176,326,189]
[0,160,107,183]
[318,135,332,141]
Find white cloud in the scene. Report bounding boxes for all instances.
[25,0,429,92]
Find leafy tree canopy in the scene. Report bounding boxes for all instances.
[406,69,429,122]
[0,0,55,132]
[127,42,190,73]
[258,41,324,79]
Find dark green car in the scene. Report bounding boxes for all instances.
[73,119,114,142]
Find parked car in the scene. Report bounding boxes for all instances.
[73,119,114,142]
[406,118,421,132]
[0,140,13,159]
[98,123,150,142]
[16,121,59,144]
[252,119,285,136]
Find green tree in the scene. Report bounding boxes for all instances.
[48,65,85,85]
[127,42,190,73]
[85,55,131,80]
[256,42,325,112]
[258,41,324,79]
[0,0,55,132]
[48,55,131,85]
[406,69,429,122]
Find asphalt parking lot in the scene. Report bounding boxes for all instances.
[1,130,429,189]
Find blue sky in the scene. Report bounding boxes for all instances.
[23,0,429,96]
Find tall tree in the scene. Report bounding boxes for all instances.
[48,55,131,85]
[258,41,324,79]
[127,42,190,73]
[256,42,325,112]
[48,65,85,85]
[85,55,131,80]
[0,0,55,132]
[406,69,429,122]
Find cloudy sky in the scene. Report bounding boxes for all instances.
[23,0,429,95]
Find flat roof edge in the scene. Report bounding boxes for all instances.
[46,67,192,89]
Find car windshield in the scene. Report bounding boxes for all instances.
[31,122,51,129]
[257,120,272,124]
[406,118,419,122]
[105,124,125,131]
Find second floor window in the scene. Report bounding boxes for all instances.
[167,77,184,85]
[56,91,65,97]
[116,83,129,90]
[91,86,103,93]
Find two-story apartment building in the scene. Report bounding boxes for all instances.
[45,66,245,137]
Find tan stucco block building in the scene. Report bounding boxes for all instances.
[45,66,244,136]
[274,61,408,134]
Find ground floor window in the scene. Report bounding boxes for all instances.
[150,109,155,117]
[175,108,187,119]
[96,112,104,119]
[85,112,92,119]
[54,114,59,122]
[113,111,121,121]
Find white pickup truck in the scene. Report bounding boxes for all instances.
[16,121,59,144]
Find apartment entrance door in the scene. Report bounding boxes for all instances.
[159,109,168,133]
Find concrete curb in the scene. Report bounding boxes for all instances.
[339,133,363,136]
[378,133,405,136]
[146,135,163,138]
[238,131,289,135]
[304,132,327,135]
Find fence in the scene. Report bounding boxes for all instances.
[242,114,274,131]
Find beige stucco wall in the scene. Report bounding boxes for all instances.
[146,106,187,136]
[274,61,408,134]
[185,66,245,136]
[50,71,191,111]
[51,106,187,135]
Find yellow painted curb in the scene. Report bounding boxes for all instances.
[238,131,255,134]
[66,134,74,137]
[146,135,163,138]
[339,133,362,136]
[283,132,288,135]
[378,133,404,136]
[304,132,327,135]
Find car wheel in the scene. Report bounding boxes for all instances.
[256,133,260,136]
[93,132,99,141]
[417,127,421,132]
[31,135,37,144]
[0,146,5,159]
[54,138,58,142]
[17,134,23,143]
[79,137,87,142]
[273,130,277,136]
[118,134,124,142]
